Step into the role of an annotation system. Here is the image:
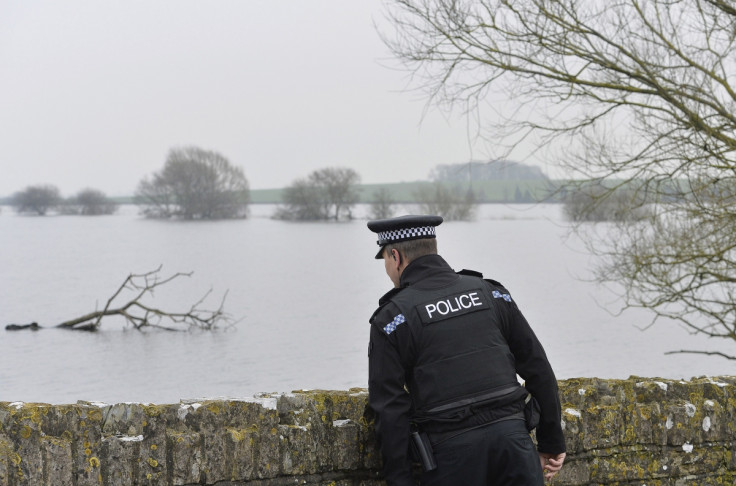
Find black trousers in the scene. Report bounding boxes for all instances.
[421,419,544,486]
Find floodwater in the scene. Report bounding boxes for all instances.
[0,204,731,405]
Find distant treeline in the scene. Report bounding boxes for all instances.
[307,179,561,205]
[0,159,559,207]
[216,160,561,205]
[46,179,560,206]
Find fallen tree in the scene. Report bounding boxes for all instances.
[6,267,235,332]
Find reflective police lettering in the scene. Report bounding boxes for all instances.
[425,292,483,318]
[418,289,490,324]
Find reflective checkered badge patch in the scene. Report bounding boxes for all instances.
[383,314,406,335]
[492,290,512,302]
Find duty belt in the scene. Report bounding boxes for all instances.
[427,411,525,447]
[413,384,522,424]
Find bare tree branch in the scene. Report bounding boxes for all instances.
[382,0,736,358]
[664,349,736,360]
[54,266,236,332]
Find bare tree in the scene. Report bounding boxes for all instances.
[62,188,118,215]
[414,182,477,220]
[562,183,651,223]
[276,167,361,221]
[11,185,62,215]
[383,0,736,358]
[275,178,326,220]
[54,266,234,331]
[136,174,177,218]
[430,161,547,182]
[369,187,397,220]
[311,167,362,220]
[136,146,250,219]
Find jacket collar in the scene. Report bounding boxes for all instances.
[399,254,457,288]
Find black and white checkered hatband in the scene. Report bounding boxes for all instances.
[376,225,437,246]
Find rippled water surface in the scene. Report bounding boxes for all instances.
[1,204,731,405]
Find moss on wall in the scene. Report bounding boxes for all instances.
[0,378,734,485]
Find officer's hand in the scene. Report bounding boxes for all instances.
[538,452,566,480]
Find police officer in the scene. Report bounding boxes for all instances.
[367,215,566,485]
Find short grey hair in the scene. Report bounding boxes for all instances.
[384,238,438,262]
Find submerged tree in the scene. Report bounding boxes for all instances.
[136,146,250,219]
[383,0,736,358]
[276,167,361,221]
[11,185,62,215]
[62,188,118,215]
[414,182,477,221]
[275,179,325,220]
[369,187,397,220]
[562,184,650,223]
[54,266,234,331]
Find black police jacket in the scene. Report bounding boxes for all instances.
[389,270,525,423]
[368,254,566,486]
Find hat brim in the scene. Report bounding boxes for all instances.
[374,246,385,259]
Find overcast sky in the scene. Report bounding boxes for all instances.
[0,1,528,197]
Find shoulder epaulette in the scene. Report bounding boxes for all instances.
[457,268,483,278]
[484,278,504,288]
[482,278,513,302]
[378,287,404,306]
[370,287,404,322]
[370,287,404,325]
[457,268,505,288]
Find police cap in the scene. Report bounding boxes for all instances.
[367,214,443,259]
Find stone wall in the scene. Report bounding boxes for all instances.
[0,376,734,485]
